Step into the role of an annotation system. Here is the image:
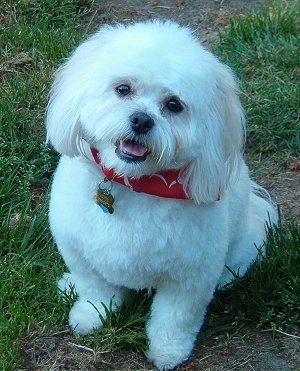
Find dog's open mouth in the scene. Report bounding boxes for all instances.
[115,139,149,162]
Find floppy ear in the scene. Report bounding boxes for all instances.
[45,26,114,156]
[182,62,245,204]
[45,42,89,156]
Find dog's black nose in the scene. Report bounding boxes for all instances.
[130,112,154,135]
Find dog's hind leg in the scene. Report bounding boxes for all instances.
[218,189,278,287]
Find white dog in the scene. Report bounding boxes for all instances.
[46,21,277,370]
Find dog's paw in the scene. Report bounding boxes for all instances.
[146,336,194,371]
[69,299,103,335]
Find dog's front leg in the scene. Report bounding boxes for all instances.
[58,259,127,335]
[146,280,213,370]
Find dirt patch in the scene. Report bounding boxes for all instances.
[93,0,264,44]
[20,1,299,370]
[21,327,300,370]
[21,331,152,370]
[254,155,300,222]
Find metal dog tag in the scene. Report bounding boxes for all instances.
[95,178,114,214]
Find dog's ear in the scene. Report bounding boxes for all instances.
[182,62,245,204]
[45,27,113,156]
[45,48,86,156]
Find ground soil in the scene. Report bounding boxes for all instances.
[20,1,299,370]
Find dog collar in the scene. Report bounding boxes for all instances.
[90,147,190,200]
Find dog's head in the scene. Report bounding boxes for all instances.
[46,21,245,204]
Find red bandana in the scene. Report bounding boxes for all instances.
[90,147,191,200]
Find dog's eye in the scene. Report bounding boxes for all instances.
[165,98,183,113]
[115,84,131,97]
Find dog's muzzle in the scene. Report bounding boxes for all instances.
[115,112,153,163]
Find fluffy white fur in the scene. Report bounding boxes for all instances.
[46,21,278,370]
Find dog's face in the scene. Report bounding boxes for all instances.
[80,73,192,178]
[46,21,245,203]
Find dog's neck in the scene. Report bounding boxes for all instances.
[90,147,191,200]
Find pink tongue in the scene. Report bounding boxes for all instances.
[120,140,147,156]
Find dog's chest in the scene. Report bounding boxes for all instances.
[50,157,227,289]
[82,194,201,288]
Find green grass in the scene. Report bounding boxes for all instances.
[0,1,299,369]
[85,291,151,352]
[216,0,299,157]
[0,1,92,369]
[204,222,300,339]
